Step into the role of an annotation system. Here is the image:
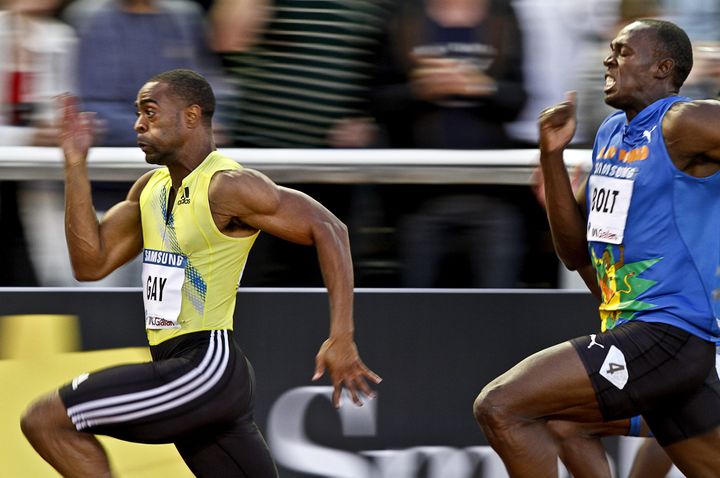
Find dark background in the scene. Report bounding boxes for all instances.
[0,288,606,476]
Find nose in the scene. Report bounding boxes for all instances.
[603,54,615,67]
[134,115,147,133]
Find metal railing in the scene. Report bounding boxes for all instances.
[0,147,592,183]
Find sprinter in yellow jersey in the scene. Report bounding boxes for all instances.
[21,69,381,478]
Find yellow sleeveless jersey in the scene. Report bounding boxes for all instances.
[139,151,259,345]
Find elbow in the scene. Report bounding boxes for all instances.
[72,268,102,282]
[553,237,591,272]
[314,217,349,247]
[558,255,590,273]
[70,261,107,282]
[554,244,590,272]
[330,218,348,237]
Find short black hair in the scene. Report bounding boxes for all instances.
[637,19,693,89]
[149,69,215,125]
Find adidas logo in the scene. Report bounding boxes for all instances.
[72,372,90,390]
[177,186,190,205]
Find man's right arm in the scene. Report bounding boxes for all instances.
[532,167,600,300]
[538,92,592,272]
[60,95,149,281]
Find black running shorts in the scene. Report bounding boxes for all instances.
[59,329,252,442]
[571,321,720,446]
[59,329,278,477]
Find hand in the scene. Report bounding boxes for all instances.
[538,91,577,154]
[411,57,495,101]
[531,163,586,210]
[312,336,382,408]
[327,117,377,148]
[58,94,96,168]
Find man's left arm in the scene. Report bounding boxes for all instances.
[663,99,720,172]
[211,168,382,407]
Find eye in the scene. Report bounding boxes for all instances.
[144,109,156,119]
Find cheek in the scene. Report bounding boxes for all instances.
[152,120,182,143]
[148,123,171,142]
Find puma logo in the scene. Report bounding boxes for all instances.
[588,334,605,349]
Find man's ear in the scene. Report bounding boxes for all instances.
[184,104,203,128]
[655,57,675,81]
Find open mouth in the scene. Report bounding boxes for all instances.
[604,75,616,93]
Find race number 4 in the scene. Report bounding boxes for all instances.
[600,345,629,389]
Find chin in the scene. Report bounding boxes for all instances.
[144,154,164,166]
[144,150,170,165]
[603,93,621,109]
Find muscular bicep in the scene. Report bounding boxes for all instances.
[664,100,720,168]
[211,169,338,245]
[253,187,339,244]
[78,172,151,280]
[95,200,144,274]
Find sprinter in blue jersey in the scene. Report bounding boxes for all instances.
[474,19,720,477]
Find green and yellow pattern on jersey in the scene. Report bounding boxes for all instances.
[139,151,258,346]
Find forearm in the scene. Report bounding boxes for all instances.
[314,219,355,339]
[64,162,103,279]
[310,219,379,407]
[540,150,591,270]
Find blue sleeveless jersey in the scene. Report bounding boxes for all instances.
[587,96,720,341]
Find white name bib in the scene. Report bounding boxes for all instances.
[142,249,187,329]
[587,175,634,245]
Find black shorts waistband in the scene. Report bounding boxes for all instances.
[150,329,233,361]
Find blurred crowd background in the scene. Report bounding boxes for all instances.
[1,0,719,289]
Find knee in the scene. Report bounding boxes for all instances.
[20,393,68,443]
[21,401,45,443]
[473,382,513,431]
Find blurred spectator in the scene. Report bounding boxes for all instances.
[685,40,720,99]
[186,0,213,13]
[673,0,720,101]
[662,0,720,42]
[370,0,528,288]
[209,0,395,148]
[508,0,620,146]
[207,0,396,286]
[0,0,77,285]
[372,0,525,149]
[68,0,228,146]
[0,0,74,145]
